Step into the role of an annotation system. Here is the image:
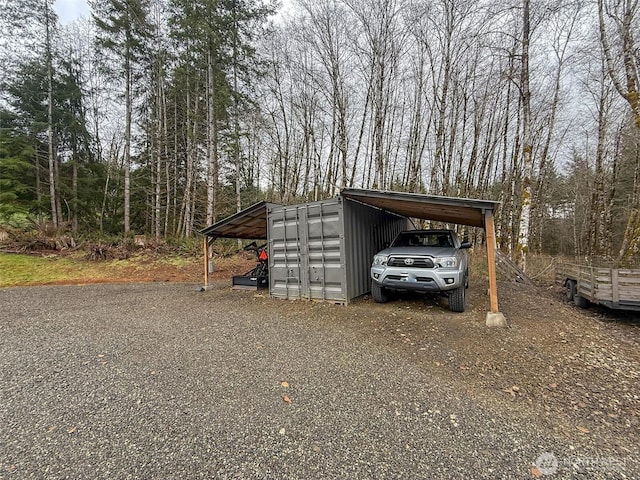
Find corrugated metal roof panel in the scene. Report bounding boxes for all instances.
[340,188,499,227]
[199,201,281,239]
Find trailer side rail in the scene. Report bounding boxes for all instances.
[556,262,640,311]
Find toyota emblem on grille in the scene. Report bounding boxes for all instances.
[404,258,414,265]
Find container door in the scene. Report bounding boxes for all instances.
[268,200,346,302]
[269,205,307,299]
[306,201,345,301]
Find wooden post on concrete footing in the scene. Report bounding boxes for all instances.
[484,210,507,327]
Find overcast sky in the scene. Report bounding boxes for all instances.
[54,0,90,25]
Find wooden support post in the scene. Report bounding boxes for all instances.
[484,210,507,326]
[203,236,209,290]
[611,268,619,305]
[485,211,499,312]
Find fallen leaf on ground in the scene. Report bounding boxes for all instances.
[504,386,520,398]
[576,425,589,434]
[281,381,289,388]
[530,467,542,477]
[282,394,292,404]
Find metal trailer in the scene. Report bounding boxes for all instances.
[557,262,640,311]
[268,197,409,303]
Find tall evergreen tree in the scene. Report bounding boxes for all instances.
[0,110,38,222]
[1,0,61,226]
[91,0,152,236]
[169,0,274,233]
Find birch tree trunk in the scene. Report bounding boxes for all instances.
[516,0,533,271]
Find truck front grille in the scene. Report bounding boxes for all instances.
[387,257,434,268]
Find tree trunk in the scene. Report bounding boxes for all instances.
[124,21,132,236]
[45,0,57,228]
[516,0,533,272]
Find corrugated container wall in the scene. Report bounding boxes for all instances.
[268,197,408,304]
[343,199,409,300]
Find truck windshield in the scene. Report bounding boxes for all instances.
[392,232,453,248]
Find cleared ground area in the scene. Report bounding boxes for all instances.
[1,281,638,479]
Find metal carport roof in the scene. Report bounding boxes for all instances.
[199,201,280,239]
[340,188,499,227]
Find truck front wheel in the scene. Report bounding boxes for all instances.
[449,284,465,312]
[371,280,389,303]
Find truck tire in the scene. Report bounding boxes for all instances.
[371,280,389,303]
[449,285,465,312]
[565,280,576,301]
[574,294,588,309]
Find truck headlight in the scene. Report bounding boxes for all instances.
[435,256,457,268]
[373,255,388,266]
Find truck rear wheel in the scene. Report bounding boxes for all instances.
[371,280,389,303]
[449,285,465,312]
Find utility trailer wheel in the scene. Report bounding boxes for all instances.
[448,284,465,313]
[371,280,389,303]
[574,294,589,309]
[565,280,576,301]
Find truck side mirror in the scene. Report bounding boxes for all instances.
[460,242,472,249]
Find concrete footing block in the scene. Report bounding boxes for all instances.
[486,311,508,327]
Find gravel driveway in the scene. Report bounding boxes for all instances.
[1,282,637,479]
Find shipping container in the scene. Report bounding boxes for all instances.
[268,197,408,303]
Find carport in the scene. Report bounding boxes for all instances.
[201,189,505,326]
[200,200,278,286]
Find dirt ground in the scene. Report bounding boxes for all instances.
[158,245,639,461]
[105,254,254,284]
[348,279,640,453]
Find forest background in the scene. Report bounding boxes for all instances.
[1,0,639,271]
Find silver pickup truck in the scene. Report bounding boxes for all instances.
[370,229,470,312]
